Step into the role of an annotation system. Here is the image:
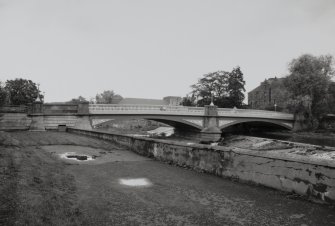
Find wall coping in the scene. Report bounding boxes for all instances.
[68,128,335,168]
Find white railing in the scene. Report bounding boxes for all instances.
[89,104,294,120]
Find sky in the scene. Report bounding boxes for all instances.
[0,0,335,103]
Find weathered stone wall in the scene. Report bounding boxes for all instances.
[43,116,78,130]
[0,113,32,130]
[68,128,335,204]
[0,114,83,130]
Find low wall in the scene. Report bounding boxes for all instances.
[68,128,335,203]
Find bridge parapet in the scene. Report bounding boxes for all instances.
[217,108,293,120]
[89,104,205,115]
[88,104,294,120]
[0,105,27,113]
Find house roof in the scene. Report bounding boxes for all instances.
[118,98,168,105]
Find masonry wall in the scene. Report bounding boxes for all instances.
[0,113,32,130]
[0,113,80,130]
[68,128,335,204]
[43,116,78,130]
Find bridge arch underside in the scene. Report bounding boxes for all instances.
[219,118,292,132]
[90,115,203,131]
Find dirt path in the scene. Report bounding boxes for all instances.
[1,131,335,225]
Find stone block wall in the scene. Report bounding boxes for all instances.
[43,116,78,130]
[0,113,32,130]
[68,128,335,204]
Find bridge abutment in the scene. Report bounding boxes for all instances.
[74,102,92,130]
[29,102,46,131]
[74,116,92,130]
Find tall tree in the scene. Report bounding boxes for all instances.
[95,90,122,104]
[5,79,43,105]
[284,54,335,128]
[226,66,246,108]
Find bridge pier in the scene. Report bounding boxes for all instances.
[200,105,222,143]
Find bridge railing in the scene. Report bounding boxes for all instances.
[0,105,27,113]
[89,104,205,115]
[217,108,294,120]
[89,104,293,120]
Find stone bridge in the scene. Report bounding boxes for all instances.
[25,101,294,142]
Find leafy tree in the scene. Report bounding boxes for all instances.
[190,71,229,107]
[189,67,246,107]
[0,82,7,106]
[283,54,335,128]
[95,90,122,104]
[180,95,196,106]
[68,96,87,103]
[5,79,43,105]
[327,82,335,113]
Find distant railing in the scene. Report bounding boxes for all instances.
[89,104,294,120]
[0,105,27,113]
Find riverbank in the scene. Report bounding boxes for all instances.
[1,131,335,225]
[252,131,335,147]
[69,128,335,204]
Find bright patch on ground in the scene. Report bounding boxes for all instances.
[119,178,152,187]
[59,152,94,161]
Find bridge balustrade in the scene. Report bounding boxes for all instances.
[89,104,205,115]
[89,104,293,120]
[217,108,294,120]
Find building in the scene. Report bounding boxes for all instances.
[248,77,289,111]
[117,96,182,106]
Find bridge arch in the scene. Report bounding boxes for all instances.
[219,118,293,131]
[91,115,203,131]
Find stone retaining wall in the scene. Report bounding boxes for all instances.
[68,128,335,204]
[0,113,31,130]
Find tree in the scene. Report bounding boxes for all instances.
[327,82,335,113]
[67,96,87,104]
[226,66,246,108]
[189,67,246,107]
[0,82,7,106]
[5,79,43,105]
[180,95,196,106]
[95,90,122,104]
[283,54,335,128]
[190,71,229,107]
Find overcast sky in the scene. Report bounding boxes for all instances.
[1,0,335,102]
